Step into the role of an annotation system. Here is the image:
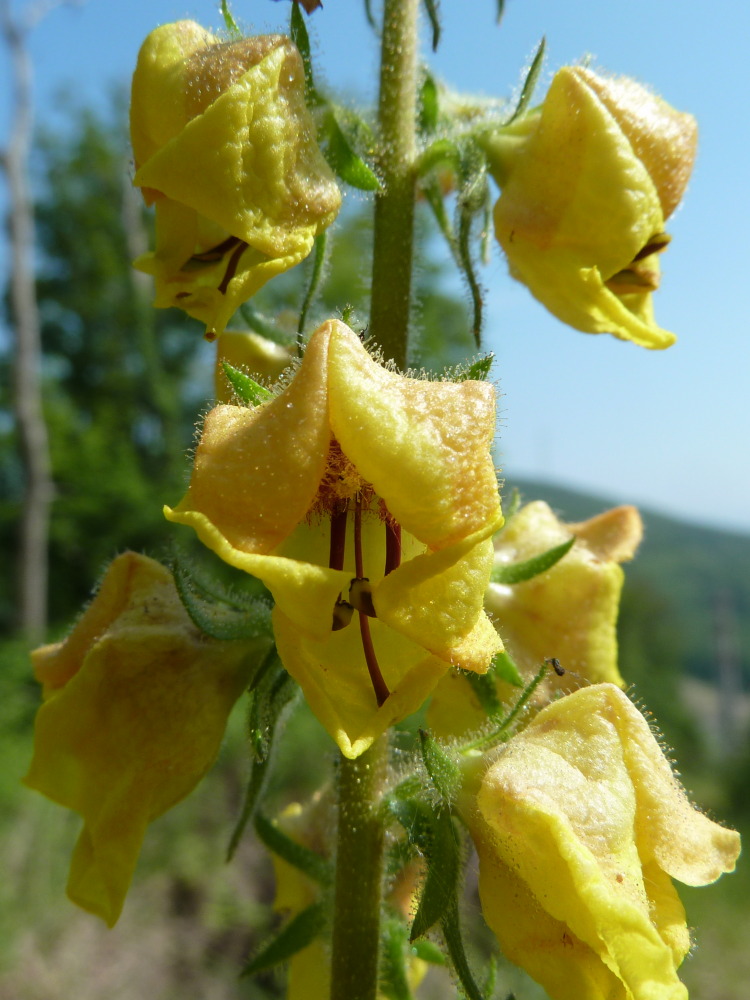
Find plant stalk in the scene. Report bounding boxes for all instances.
[368,0,420,369]
[330,738,388,1000]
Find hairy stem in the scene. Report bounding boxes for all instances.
[368,0,420,369]
[330,738,388,1000]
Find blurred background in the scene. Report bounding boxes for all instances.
[1,1,748,998]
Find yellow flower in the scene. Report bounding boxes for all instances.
[486,67,697,349]
[166,319,503,757]
[23,552,261,926]
[463,684,740,1000]
[428,501,642,738]
[130,22,341,337]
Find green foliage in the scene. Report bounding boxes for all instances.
[490,536,575,585]
[221,363,275,407]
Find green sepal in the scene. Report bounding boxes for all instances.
[418,72,439,134]
[465,669,502,718]
[419,729,462,805]
[491,649,524,688]
[222,362,274,407]
[241,902,325,976]
[496,0,505,23]
[290,2,319,105]
[324,113,381,191]
[298,231,328,336]
[490,536,574,585]
[220,0,241,37]
[172,556,273,642]
[441,899,487,1000]
[254,812,331,885]
[226,752,271,861]
[421,0,441,51]
[363,0,377,30]
[380,919,414,1000]
[456,144,490,347]
[462,661,550,754]
[505,36,546,125]
[410,938,446,965]
[440,354,493,383]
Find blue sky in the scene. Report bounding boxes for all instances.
[3,0,749,532]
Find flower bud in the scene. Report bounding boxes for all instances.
[486,67,697,349]
[130,22,341,337]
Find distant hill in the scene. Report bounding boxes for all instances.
[504,477,750,687]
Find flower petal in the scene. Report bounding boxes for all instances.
[23,553,257,926]
[273,608,448,759]
[327,322,502,549]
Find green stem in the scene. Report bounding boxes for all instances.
[330,737,388,1000]
[368,0,420,369]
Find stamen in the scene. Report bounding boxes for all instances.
[218,240,249,294]
[190,235,243,263]
[384,519,402,576]
[354,495,390,706]
[359,612,390,707]
[329,503,348,571]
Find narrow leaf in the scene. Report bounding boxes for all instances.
[380,919,414,1000]
[290,2,317,103]
[325,116,381,190]
[418,73,439,134]
[496,0,505,24]
[298,231,328,336]
[440,354,493,382]
[238,302,296,345]
[491,649,524,688]
[503,486,522,520]
[506,37,546,125]
[241,902,324,976]
[254,812,331,884]
[226,754,272,861]
[222,362,274,407]
[411,939,446,965]
[458,203,485,348]
[418,137,461,178]
[490,536,574,585]
[465,670,502,718]
[248,654,298,761]
[410,810,462,941]
[363,0,377,30]
[220,0,241,36]
[419,729,461,804]
[421,0,441,51]
[442,900,487,1000]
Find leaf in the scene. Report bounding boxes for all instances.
[298,231,328,336]
[441,899,487,1000]
[503,486,522,520]
[496,0,505,24]
[325,115,381,191]
[247,653,298,761]
[418,72,439,134]
[465,670,502,718]
[419,729,462,804]
[241,902,324,976]
[220,0,241,36]
[363,0,377,30]
[380,919,414,1000]
[254,812,331,884]
[418,137,461,178]
[172,556,273,642]
[490,536,574,585]
[226,753,272,861]
[506,36,546,125]
[440,354,493,383]
[290,2,318,103]
[421,0,441,51]
[456,145,490,347]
